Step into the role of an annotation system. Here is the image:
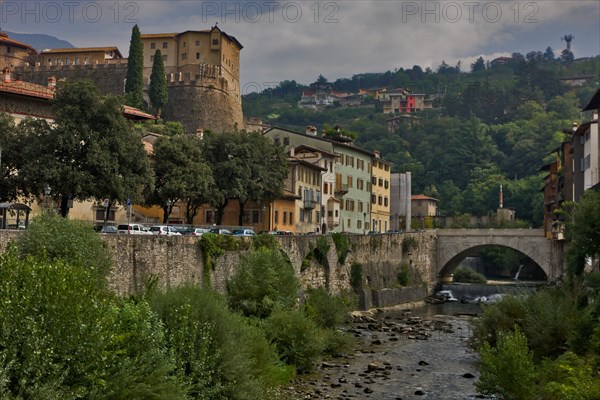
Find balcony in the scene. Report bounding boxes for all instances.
[334,184,348,197]
[303,199,317,210]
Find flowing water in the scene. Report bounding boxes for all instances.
[284,301,491,399]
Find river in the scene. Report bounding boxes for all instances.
[282,302,491,400]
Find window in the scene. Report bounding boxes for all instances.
[163,55,168,62]
[290,212,294,224]
[328,210,333,217]
[298,186,302,198]
[384,197,388,207]
[205,210,214,223]
[150,55,154,62]
[196,52,200,60]
[74,57,79,65]
[162,42,168,49]
[95,209,115,221]
[183,42,186,48]
[378,196,383,206]
[195,40,200,46]
[357,179,363,190]
[371,194,376,203]
[357,159,364,170]
[182,53,187,60]
[284,137,290,145]
[372,176,377,184]
[212,39,219,45]
[384,164,390,171]
[384,180,389,189]
[274,138,280,146]
[335,210,338,217]
[283,211,287,224]
[299,209,305,222]
[84,56,89,64]
[347,219,352,228]
[378,178,383,187]
[357,220,362,229]
[65,57,70,65]
[252,210,260,224]
[358,201,363,212]
[585,154,591,170]
[324,184,328,195]
[346,155,354,167]
[307,210,312,223]
[347,176,353,188]
[151,42,156,49]
[274,210,279,224]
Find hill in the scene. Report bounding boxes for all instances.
[5,31,74,51]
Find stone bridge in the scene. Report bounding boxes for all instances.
[436,229,564,281]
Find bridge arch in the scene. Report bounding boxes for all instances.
[436,229,563,281]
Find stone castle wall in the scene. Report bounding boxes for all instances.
[12,63,244,133]
[0,231,438,310]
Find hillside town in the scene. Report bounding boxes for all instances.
[1,26,600,239]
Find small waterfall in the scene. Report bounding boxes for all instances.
[513,264,524,281]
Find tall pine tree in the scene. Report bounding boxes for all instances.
[149,49,168,118]
[125,24,144,109]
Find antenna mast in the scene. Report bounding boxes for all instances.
[561,34,574,51]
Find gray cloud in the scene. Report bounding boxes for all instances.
[2,0,598,87]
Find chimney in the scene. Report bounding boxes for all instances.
[3,68,11,83]
[47,76,56,89]
[593,111,599,121]
[289,146,295,157]
[374,150,381,158]
[305,125,317,136]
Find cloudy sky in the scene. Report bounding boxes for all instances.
[2,1,599,92]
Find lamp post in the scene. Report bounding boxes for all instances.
[44,184,51,209]
[363,212,366,235]
[166,199,172,235]
[262,204,270,232]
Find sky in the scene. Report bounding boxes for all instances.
[1,0,599,93]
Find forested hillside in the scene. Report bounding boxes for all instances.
[243,51,600,226]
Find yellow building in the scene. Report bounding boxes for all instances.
[40,47,124,66]
[140,26,242,102]
[370,150,392,232]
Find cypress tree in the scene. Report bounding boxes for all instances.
[149,49,168,118]
[125,24,144,109]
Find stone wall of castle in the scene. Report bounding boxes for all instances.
[13,63,128,95]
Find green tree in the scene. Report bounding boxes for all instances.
[148,135,215,224]
[202,131,287,225]
[566,190,600,275]
[125,24,145,109]
[0,113,29,202]
[227,247,298,318]
[543,46,556,62]
[149,49,168,118]
[471,56,486,73]
[19,80,152,217]
[560,49,575,65]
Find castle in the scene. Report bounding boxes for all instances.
[1,26,244,133]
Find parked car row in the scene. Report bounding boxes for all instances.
[100,224,257,237]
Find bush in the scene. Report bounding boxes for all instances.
[476,328,537,400]
[402,235,418,253]
[322,329,355,357]
[148,285,290,400]
[470,295,527,350]
[15,212,112,277]
[540,352,600,400]
[0,251,182,399]
[263,308,324,373]
[227,247,299,318]
[252,233,280,251]
[453,267,487,283]
[397,262,410,286]
[303,287,349,329]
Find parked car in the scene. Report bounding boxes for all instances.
[232,229,256,237]
[149,225,182,235]
[100,225,118,234]
[182,227,210,236]
[208,228,232,235]
[117,223,152,235]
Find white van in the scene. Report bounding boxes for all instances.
[117,223,152,235]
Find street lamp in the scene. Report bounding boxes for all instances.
[262,204,270,232]
[166,199,172,234]
[363,212,367,235]
[44,184,51,209]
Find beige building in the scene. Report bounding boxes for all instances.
[140,26,242,102]
[411,194,438,228]
[0,31,36,70]
[371,151,392,232]
[40,47,124,66]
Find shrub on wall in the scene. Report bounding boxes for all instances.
[397,262,410,286]
[331,233,349,265]
[401,235,418,254]
[453,267,487,283]
[350,262,363,290]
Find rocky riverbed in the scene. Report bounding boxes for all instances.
[282,305,487,400]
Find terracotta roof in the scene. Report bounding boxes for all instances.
[0,79,54,100]
[123,105,156,120]
[41,47,123,58]
[411,194,438,202]
[294,144,338,158]
[0,31,37,54]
